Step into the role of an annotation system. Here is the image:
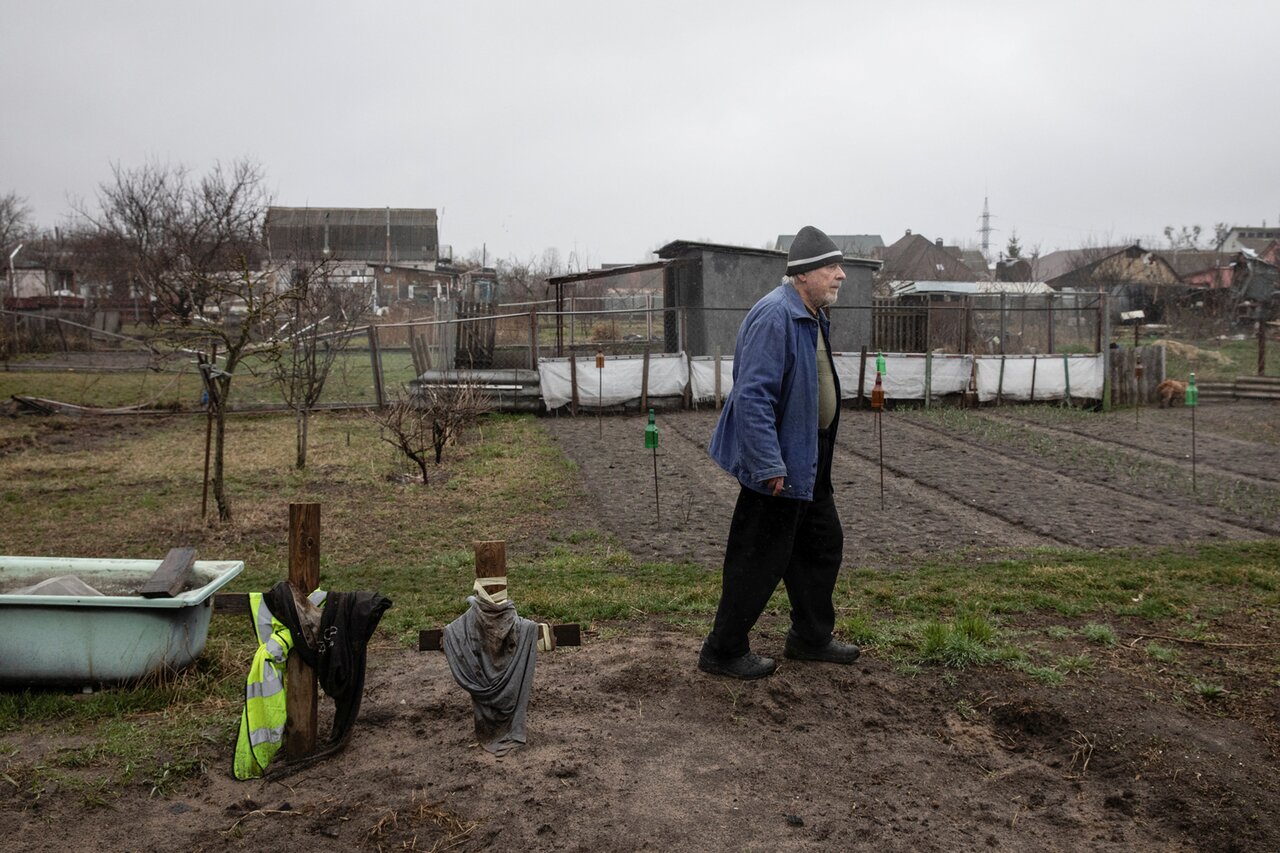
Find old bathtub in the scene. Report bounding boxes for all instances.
[0,555,243,686]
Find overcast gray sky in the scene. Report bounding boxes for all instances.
[3,0,1277,266]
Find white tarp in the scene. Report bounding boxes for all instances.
[831,352,974,400]
[537,353,689,410]
[689,356,735,402]
[974,354,1104,402]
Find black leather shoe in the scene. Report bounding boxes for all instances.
[784,634,861,664]
[698,648,777,680]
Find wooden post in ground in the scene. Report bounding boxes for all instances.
[285,503,321,760]
[857,346,867,409]
[569,352,579,415]
[640,347,650,412]
[367,326,386,407]
[528,308,539,370]
[714,350,722,409]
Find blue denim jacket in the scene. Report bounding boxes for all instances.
[708,283,840,500]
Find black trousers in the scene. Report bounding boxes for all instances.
[705,430,842,659]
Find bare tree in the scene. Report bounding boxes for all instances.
[267,250,371,468]
[84,159,268,324]
[367,384,493,484]
[87,159,282,521]
[0,192,34,256]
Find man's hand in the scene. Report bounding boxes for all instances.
[764,476,785,496]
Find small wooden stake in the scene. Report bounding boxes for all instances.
[285,503,321,759]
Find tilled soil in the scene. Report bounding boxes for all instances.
[4,401,1279,851]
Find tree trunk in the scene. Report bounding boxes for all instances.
[416,457,430,485]
[212,401,232,521]
[296,408,309,469]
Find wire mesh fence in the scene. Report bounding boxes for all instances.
[2,290,1275,411]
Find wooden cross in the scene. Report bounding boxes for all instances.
[213,502,322,758]
[418,540,581,651]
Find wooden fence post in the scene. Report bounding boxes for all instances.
[529,309,539,370]
[640,347,650,412]
[714,350,722,409]
[857,346,867,409]
[285,502,321,760]
[367,325,386,407]
[569,352,579,415]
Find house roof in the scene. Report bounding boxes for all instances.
[774,234,884,257]
[888,280,1052,296]
[657,239,881,269]
[877,232,979,281]
[1159,250,1235,278]
[265,206,439,262]
[1030,246,1130,282]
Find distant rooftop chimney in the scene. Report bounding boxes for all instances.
[905,229,912,236]
[935,238,943,247]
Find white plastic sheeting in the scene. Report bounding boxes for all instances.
[689,356,735,402]
[831,352,974,400]
[975,354,1104,402]
[538,353,688,410]
[536,350,1105,410]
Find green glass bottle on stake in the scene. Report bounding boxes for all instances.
[1185,372,1198,407]
[644,409,660,520]
[876,351,886,376]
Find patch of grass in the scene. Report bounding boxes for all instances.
[1145,643,1179,664]
[1192,681,1228,701]
[1010,660,1066,686]
[1045,625,1074,640]
[1081,623,1118,646]
[918,615,997,669]
[1055,654,1096,675]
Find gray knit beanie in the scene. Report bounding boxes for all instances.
[786,226,843,275]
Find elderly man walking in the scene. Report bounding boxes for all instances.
[699,225,861,680]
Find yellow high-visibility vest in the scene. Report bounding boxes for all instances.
[233,592,291,780]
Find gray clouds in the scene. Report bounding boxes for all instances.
[3,0,1276,264]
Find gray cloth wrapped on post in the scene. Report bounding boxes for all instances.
[442,588,539,756]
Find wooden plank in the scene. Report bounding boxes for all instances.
[419,623,581,652]
[285,503,320,760]
[136,547,197,598]
[214,592,250,614]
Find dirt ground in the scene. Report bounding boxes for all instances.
[5,401,1280,851]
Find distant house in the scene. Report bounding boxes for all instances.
[1219,226,1280,255]
[265,207,440,265]
[775,233,884,258]
[9,259,75,300]
[264,206,445,307]
[1031,244,1180,320]
[876,230,981,283]
[1160,250,1238,290]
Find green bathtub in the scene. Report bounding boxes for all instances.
[0,556,244,686]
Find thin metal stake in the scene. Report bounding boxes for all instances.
[651,447,660,521]
[877,410,885,511]
[1191,405,1197,493]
